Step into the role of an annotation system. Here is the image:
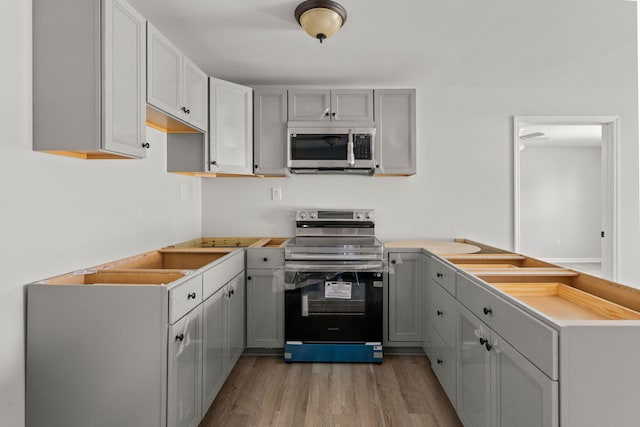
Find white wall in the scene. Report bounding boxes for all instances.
[202,83,639,285]
[0,2,202,425]
[520,146,602,259]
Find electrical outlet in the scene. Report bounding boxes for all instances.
[271,187,282,201]
[181,185,188,200]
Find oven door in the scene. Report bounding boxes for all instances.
[288,132,350,169]
[284,263,383,343]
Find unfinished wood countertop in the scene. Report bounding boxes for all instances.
[385,240,482,254]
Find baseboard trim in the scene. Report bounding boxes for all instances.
[243,348,284,357]
[542,258,602,264]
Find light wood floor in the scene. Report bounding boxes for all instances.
[200,355,462,427]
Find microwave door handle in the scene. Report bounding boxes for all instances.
[347,129,355,166]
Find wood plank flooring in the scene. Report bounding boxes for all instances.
[199,356,462,427]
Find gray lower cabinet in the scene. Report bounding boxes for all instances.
[422,254,434,354]
[246,270,284,348]
[168,306,203,427]
[226,273,246,367]
[245,247,285,348]
[253,88,288,176]
[26,285,167,427]
[33,0,147,159]
[374,89,416,175]
[457,304,493,427]
[457,303,558,427]
[202,271,246,411]
[26,250,246,427]
[202,285,226,411]
[387,251,423,344]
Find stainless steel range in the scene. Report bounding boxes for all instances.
[284,209,384,363]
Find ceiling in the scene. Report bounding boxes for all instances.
[519,124,603,148]
[128,0,636,87]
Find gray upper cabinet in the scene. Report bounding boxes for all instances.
[209,78,253,174]
[374,89,416,175]
[288,89,374,122]
[288,89,331,121]
[147,24,208,132]
[253,88,288,176]
[33,0,147,159]
[182,57,208,131]
[331,89,374,122]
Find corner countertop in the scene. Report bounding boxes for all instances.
[384,240,482,255]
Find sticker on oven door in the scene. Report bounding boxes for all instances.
[325,281,352,299]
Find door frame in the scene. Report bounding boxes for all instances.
[513,115,619,280]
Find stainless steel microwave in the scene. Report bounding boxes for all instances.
[287,127,376,174]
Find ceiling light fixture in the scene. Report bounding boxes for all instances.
[295,0,347,44]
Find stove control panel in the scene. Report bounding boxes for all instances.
[295,209,374,222]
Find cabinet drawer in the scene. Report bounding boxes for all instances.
[429,329,456,406]
[246,249,284,269]
[430,257,456,296]
[457,273,558,379]
[169,275,203,324]
[203,251,245,299]
[431,282,457,351]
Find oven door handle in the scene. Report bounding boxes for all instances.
[284,261,384,272]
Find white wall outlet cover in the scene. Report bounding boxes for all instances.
[271,187,282,201]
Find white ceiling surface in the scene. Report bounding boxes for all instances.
[128,0,636,87]
[519,124,603,147]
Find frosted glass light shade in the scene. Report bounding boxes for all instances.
[295,0,347,43]
[299,8,343,40]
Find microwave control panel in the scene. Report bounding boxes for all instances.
[354,134,373,160]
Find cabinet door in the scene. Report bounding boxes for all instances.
[226,273,246,369]
[209,78,253,174]
[430,328,457,407]
[167,306,202,427]
[331,89,374,122]
[103,0,146,158]
[373,89,416,175]
[246,270,284,348]
[431,280,457,351]
[288,89,331,121]
[182,56,208,132]
[253,88,288,175]
[147,23,182,118]
[493,337,558,427]
[457,305,492,427]
[387,252,422,342]
[422,254,435,355]
[202,287,226,412]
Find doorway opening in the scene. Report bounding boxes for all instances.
[514,116,619,280]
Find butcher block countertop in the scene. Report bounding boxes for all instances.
[384,239,482,254]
